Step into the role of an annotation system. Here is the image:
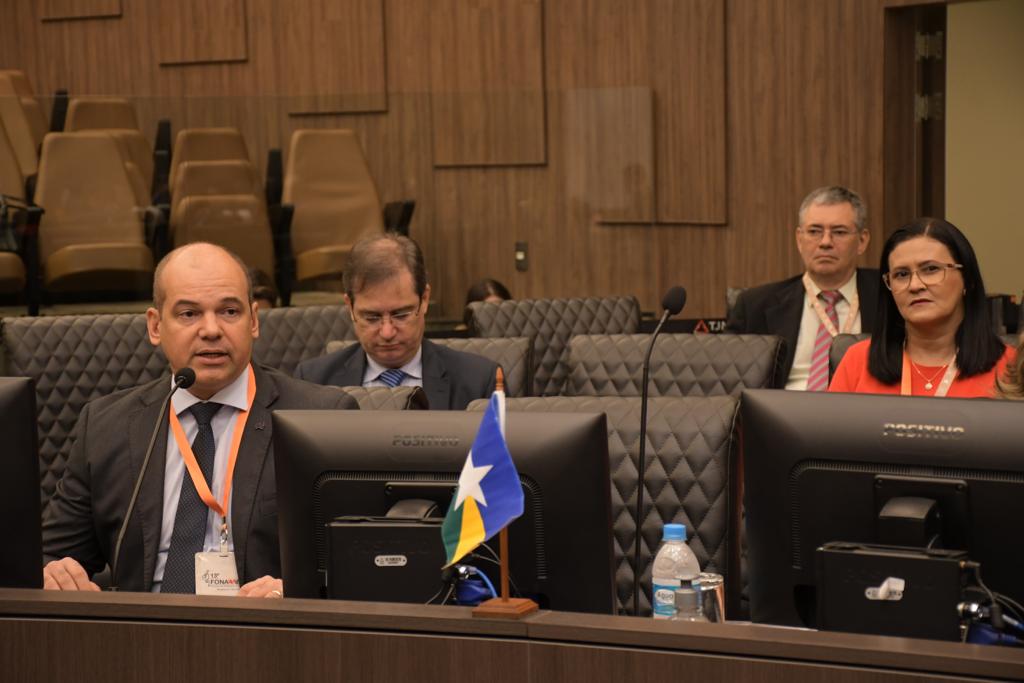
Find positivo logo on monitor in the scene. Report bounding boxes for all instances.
[882,422,966,440]
[392,434,461,448]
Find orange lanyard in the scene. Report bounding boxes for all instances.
[802,273,859,337]
[900,350,957,397]
[169,365,256,520]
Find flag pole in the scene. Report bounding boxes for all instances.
[499,526,510,601]
[473,367,538,619]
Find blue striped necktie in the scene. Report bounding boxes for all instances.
[377,368,407,388]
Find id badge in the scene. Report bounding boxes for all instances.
[195,552,240,595]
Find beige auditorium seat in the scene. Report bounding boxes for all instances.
[283,129,384,283]
[169,159,262,231]
[0,119,28,293]
[0,70,48,148]
[64,97,140,132]
[169,127,249,195]
[34,131,153,292]
[173,194,275,282]
[0,73,38,177]
[109,129,155,195]
[65,99,154,194]
[0,118,26,201]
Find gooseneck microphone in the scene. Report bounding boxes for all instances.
[109,367,196,591]
[634,286,686,615]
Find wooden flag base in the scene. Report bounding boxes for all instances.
[472,596,539,619]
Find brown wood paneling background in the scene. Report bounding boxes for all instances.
[0,0,909,318]
[41,0,121,22]
[652,0,727,224]
[157,0,249,66]
[429,0,546,166]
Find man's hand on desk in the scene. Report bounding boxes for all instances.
[237,574,284,599]
[42,557,101,591]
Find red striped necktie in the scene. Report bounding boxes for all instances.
[806,290,843,391]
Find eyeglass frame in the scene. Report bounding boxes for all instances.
[797,225,863,242]
[352,299,425,329]
[882,262,964,292]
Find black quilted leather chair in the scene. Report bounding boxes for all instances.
[565,333,785,397]
[468,296,641,397]
[255,304,355,375]
[324,337,532,398]
[469,394,739,616]
[1,304,356,505]
[341,385,428,410]
[828,332,870,383]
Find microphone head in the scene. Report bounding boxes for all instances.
[661,286,687,316]
[174,367,197,389]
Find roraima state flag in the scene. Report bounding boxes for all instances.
[441,391,523,567]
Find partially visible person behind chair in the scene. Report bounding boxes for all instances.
[830,218,1013,397]
[462,278,512,328]
[294,234,498,409]
[996,335,1024,399]
[249,268,278,311]
[726,186,878,390]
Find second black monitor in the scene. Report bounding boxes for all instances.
[274,409,615,614]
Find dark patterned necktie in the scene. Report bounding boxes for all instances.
[160,401,222,593]
[377,368,407,388]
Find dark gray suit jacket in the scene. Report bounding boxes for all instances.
[294,338,497,410]
[41,364,358,591]
[725,268,881,381]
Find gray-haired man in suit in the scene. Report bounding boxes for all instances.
[726,186,879,390]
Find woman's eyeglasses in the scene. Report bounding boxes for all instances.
[882,262,963,291]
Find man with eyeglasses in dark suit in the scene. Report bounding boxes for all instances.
[295,234,497,409]
[726,186,880,391]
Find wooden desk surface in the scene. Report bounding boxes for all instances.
[1,589,1020,682]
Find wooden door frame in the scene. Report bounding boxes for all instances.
[882,1,948,238]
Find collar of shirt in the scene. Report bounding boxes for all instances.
[363,346,423,385]
[804,270,859,308]
[170,364,251,416]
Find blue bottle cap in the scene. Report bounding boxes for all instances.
[663,523,687,541]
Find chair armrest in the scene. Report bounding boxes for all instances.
[383,200,416,236]
[270,202,295,307]
[144,203,170,260]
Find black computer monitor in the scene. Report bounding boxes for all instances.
[0,377,42,588]
[273,410,615,613]
[741,389,1024,633]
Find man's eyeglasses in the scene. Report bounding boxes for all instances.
[882,262,963,291]
[354,306,421,329]
[798,226,859,242]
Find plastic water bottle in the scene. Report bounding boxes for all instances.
[651,523,700,619]
[671,585,708,622]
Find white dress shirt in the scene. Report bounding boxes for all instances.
[151,367,250,592]
[786,272,861,391]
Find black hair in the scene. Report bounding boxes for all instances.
[867,217,1004,383]
[462,279,512,326]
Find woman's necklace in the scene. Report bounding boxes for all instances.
[909,356,953,391]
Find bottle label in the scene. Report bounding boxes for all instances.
[652,579,681,619]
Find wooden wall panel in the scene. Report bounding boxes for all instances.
[563,88,654,224]
[652,0,727,224]
[275,0,388,114]
[430,0,546,166]
[157,0,248,66]
[40,0,121,22]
